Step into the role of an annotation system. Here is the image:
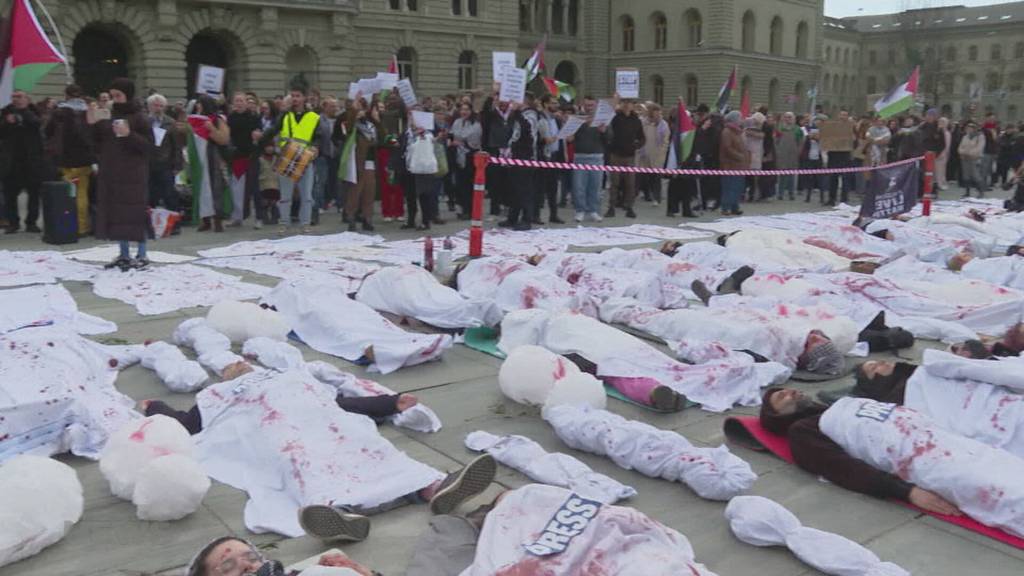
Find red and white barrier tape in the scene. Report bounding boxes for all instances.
[489,155,923,177]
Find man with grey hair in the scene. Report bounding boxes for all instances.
[146,93,183,219]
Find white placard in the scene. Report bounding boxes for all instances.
[195,65,225,96]
[593,99,616,127]
[615,68,640,99]
[355,78,380,98]
[411,110,435,131]
[375,72,399,91]
[556,115,587,140]
[347,82,359,101]
[498,67,527,104]
[492,51,517,84]
[397,78,417,107]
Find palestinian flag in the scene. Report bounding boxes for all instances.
[187,115,233,222]
[874,67,919,119]
[337,122,358,185]
[716,67,737,114]
[0,0,67,106]
[523,36,547,83]
[666,99,696,170]
[387,54,398,75]
[542,77,576,102]
[740,89,751,118]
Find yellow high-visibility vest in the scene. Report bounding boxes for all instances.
[279,110,320,147]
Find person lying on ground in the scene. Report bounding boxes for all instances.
[187,483,717,576]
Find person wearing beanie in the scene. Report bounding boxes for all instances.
[91,77,153,271]
[718,110,749,216]
[758,383,960,517]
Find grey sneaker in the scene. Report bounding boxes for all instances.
[650,385,688,412]
[297,505,371,542]
[429,453,496,515]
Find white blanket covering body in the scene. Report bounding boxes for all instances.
[821,397,1024,537]
[460,484,717,576]
[905,350,1024,458]
[543,404,757,500]
[456,256,588,315]
[264,280,452,374]
[0,456,83,568]
[0,283,115,335]
[464,431,636,503]
[195,369,444,536]
[500,309,790,412]
[356,265,503,329]
[92,263,269,315]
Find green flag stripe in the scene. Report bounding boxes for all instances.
[13,62,56,91]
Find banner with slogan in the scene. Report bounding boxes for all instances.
[860,162,920,219]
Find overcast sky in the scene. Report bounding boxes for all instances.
[825,0,1023,18]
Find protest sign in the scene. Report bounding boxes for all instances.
[347,82,360,101]
[615,68,640,99]
[819,120,855,152]
[499,67,527,103]
[557,115,587,140]
[195,65,225,96]
[593,99,615,127]
[397,78,417,107]
[411,110,435,131]
[375,72,399,91]
[492,51,517,84]
[860,162,919,219]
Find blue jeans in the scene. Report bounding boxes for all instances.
[572,154,603,214]
[119,240,147,259]
[721,176,745,213]
[278,168,315,226]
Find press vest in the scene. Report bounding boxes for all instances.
[279,111,320,147]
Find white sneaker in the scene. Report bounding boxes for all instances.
[588,212,603,222]
[254,220,263,230]
[651,201,660,207]
[383,217,393,223]
[574,212,584,223]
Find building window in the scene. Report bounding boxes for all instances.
[886,74,896,89]
[519,0,531,31]
[621,15,635,52]
[946,46,956,61]
[867,76,877,93]
[824,73,831,93]
[407,0,417,10]
[794,81,805,110]
[534,0,545,32]
[868,50,876,65]
[741,11,756,52]
[887,48,895,64]
[769,16,783,55]
[1009,105,1018,122]
[942,77,954,95]
[397,46,416,85]
[389,0,400,8]
[458,50,475,90]
[992,44,1002,60]
[768,78,779,110]
[568,0,578,35]
[653,13,667,50]
[452,0,461,15]
[552,0,564,34]
[825,46,832,62]
[468,0,478,17]
[686,9,702,48]
[685,74,699,104]
[652,75,664,105]
[969,45,978,61]
[844,48,850,65]
[853,49,858,64]
[987,72,1001,91]
[795,21,808,58]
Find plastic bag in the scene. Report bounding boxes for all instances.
[407,134,438,175]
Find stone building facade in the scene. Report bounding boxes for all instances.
[17,0,822,113]
[821,2,1024,121]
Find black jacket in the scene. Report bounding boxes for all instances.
[45,101,95,169]
[607,111,645,156]
[0,104,46,181]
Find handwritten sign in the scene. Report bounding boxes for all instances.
[615,68,639,99]
[492,51,517,84]
[195,65,225,96]
[593,99,615,127]
[397,78,417,107]
[557,115,587,140]
[411,110,435,131]
[347,82,360,101]
[819,119,855,152]
[375,72,399,91]
[499,67,527,104]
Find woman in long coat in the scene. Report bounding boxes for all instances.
[93,77,152,271]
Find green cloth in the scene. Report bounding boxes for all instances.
[462,327,505,358]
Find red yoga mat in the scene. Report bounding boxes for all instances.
[723,415,1024,550]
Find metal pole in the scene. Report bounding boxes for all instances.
[469,152,489,257]
[922,151,935,216]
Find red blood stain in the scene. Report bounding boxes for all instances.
[129,419,155,442]
[495,557,558,576]
[552,357,567,380]
[666,261,697,274]
[522,285,541,309]
[418,335,446,358]
[976,486,1005,509]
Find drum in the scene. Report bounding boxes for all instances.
[274,139,315,182]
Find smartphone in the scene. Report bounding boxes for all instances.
[93,108,111,121]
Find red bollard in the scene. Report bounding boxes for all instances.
[922,151,935,217]
[469,152,490,257]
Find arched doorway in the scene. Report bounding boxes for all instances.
[73,26,129,97]
[554,60,577,86]
[186,32,233,97]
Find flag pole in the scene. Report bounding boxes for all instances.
[30,0,71,83]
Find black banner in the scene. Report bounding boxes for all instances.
[860,162,920,219]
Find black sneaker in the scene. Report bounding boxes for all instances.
[25,224,41,233]
[497,220,515,228]
[104,256,132,271]
[4,225,18,234]
[348,222,358,232]
[131,257,151,270]
[604,208,616,218]
[650,385,688,412]
[297,505,371,542]
[549,216,566,224]
[625,209,637,219]
[513,222,532,231]
[429,454,496,515]
[362,222,375,232]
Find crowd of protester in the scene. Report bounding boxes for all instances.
[4,78,1024,264]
